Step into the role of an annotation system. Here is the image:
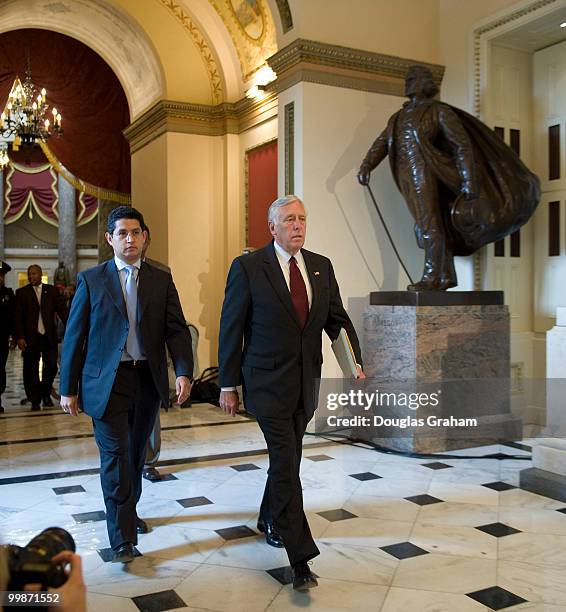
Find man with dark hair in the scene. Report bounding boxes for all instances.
[15,264,67,410]
[60,205,193,563]
[219,195,364,591]
[0,261,15,413]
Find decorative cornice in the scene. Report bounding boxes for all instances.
[124,93,278,152]
[158,0,224,103]
[267,39,444,96]
[274,0,293,33]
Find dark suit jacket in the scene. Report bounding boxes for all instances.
[59,260,193,419]
[218,242,362,420]
[14,283,68,349]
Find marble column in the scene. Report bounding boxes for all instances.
[520,306,566,502]
[58,174,76,281]
[0,169,4,259]
[97,199,115,263]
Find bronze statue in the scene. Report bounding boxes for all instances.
[358,65,540,290]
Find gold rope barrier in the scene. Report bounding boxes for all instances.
[39,141,131,205]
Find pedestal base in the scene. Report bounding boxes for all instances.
[356,292,517,453]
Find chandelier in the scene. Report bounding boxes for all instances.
[0,69,62,155]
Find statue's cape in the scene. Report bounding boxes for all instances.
[390,102,541,256]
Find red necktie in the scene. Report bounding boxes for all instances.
[290,256,309,328]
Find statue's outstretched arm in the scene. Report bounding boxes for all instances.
[437,105,479,198]
[357,126,389,185]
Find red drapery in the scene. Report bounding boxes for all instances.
[247,141,278,248]
[3,161,98,226]
[0,29,131,194]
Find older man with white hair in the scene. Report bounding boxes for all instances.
[218,195,364,590]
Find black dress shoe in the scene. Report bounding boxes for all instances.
[292,562,318,591]
[136,517,151,534]
[142,467,162,482]
[31,404,41,411]
[257,519,284,548]
[112,543,136,563]
[42,397,54,408]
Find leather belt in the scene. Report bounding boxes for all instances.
[119,359,148,369]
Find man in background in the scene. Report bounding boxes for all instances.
[15,264,67,411]
[0,261,15,413]
[141,225,171,482]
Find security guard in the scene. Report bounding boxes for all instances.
[0,261,15,413]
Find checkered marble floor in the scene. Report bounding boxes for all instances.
[0,353,564,611]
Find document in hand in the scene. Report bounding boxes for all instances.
[331,328,358,378]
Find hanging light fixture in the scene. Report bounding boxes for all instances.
[0,57,62,152]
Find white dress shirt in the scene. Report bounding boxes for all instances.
[272,241,313,308]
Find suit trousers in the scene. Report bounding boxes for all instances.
[0,339,9,397]
[23,333,58,405]
[144,412,161,467]
[256,405,320,566]
[92,362,160,549]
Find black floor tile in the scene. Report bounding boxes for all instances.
[156,473,178,482]
[475,522,521,537]
[306,454,334,462]
[72,510,106,523]
[176,496,213,508]
[421,462,453,470]
[215,525,257,540]
[266,566,294,585]
[230,463,261,472]
[97,546,142,563]
[405,494,444,506]
[132,589,186,611]
[481,481,517,492]
[466,586,527,610]
[317,508,357,522]
[349,472,382,481]
[380,542,429,560]
[53,485,85,495]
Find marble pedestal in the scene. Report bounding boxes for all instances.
[520,307,566,501]
[353,291,521,453]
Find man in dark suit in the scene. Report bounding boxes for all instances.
[0,261,15,413]
[60,206,193,563]
[140,225,172,483]
[15,264,68,411]
[218,195,364,591]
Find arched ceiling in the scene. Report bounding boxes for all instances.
[0,0,279,121]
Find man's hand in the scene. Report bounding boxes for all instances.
[17,338,26,351]
[60,395,79,416]
[49,551,87,612]
[355,364,366,381]
[220,390,239,416]
[176,375,192,405]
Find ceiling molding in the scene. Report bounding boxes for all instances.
[267,38,445,96]
[158,0,224,103]
[124,93,278,152]
[274,0,293,33]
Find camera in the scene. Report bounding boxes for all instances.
[4,527,76,591]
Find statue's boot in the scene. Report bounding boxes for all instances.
[407,230,456,291]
